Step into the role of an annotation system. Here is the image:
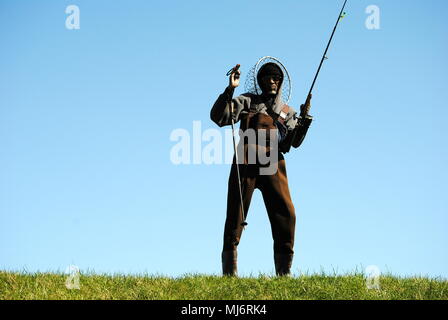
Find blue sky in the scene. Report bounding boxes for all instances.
[1,0,447,278]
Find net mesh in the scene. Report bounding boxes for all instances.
[244,56,292,104]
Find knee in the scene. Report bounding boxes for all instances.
[279,203,296,222]
[274,241,294,255]
[288,204,296,220]
[223,234,240,251]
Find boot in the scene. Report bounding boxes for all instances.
[274,253,293,276]
[222,250,238,276]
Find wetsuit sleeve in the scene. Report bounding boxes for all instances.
[210,87,251,127]
[279,106,313,150]
[290,115,313,149]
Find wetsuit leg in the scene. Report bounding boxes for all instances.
[258,159,296,255]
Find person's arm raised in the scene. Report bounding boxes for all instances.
[210,65,248,127]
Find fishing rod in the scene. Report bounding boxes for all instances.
[285,0,348,153]
[227,64,249,229]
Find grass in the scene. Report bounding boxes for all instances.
[0,271,447,300]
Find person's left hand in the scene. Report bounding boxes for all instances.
[300,93,312,117]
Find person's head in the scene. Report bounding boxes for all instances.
[257,62,284,95]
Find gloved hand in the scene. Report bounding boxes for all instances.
[228,64,241,89]
[300,93,312,118]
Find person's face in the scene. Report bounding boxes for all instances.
[261,75,282,95]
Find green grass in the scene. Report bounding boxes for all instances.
[1,271,447,300]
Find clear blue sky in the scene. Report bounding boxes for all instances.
[1,0,447,278]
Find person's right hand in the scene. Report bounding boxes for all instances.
[228,65,241,89]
